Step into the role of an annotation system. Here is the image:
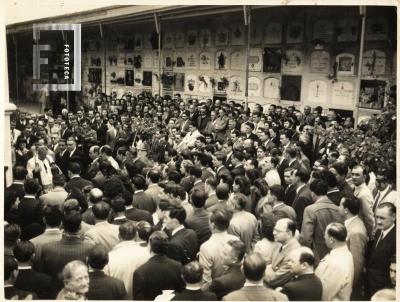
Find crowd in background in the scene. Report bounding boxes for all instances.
[4,91,397,300]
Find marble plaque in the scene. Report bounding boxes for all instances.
[366,17,388,41]
[198,75,212,93]
[308,80,328,103]
[249,48,263,72]
[163,52,174,70]
[228,75,244,97]
[282,49,303,73]
[362,50,386,76]
[163,32,174,49]
[263,48,282,73]
[186,74,198,93]
[231,51,244,71]
[263,77,280,100]
[187,52,198,69]
[332,81,354,105]
[143,52,152,69]
[248,77,261,97]
[336,53,355,76]
[199,52,211,70]
[264,21,282,44]
[174,73,185,92]
[310,50,330,73]
[175,32,185,48]
[174,52,186,70]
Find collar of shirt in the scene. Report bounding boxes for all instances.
[378,185,391,198]
[185,285,201,291]
[126,205,133,210]
[208,192,216,198]
[282,237,296,251]
[273,202,284,210]
[296,184,306,194]
[18,266,32,270]
[13,181,24,185]
[244,280,264,287]
[134,190,144,194]
[171,225,185,237]
[194,179,202,186]
[289,158,297,166]
[381,224,395,239]
[327,188,340,194]
[344,216,358,228]
[24,194,36,199]
[70,175,80,179]
[69,148,76,156]
[114,216,127,221]
[148,184,158,188]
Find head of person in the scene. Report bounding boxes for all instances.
[88,244,109,270]
[339,197,360,218]
[60,260,89,295]
[375,202,396,231]
[259,213,276,242]
[89,145,100,161]
[164,206,186,232]
[42,205,62,228]
[267,185,285,205]
[13,166,28,181]
[190,189,207,209]
[216,183,230,201]
[287,247,315,276]
[66,137,77,152]
[37,146,48,160]
[324,222,347,249]
[24,178,40,196]
[62,211,82,234]
[4,255,19,284]
[375,168,395,192]
[136,221,152,243]
[89,188,103,205]
[222,239,246,267]
[181,261,203,285]
[242,253,267,282]
[227,193,248,212]
[5,224,21,250]
[351,165,367,187]
[210,209,232,232]
[68,162,81,177]
[149,231,169,255]
[309,179,328,201]
[53,174,66,188]
[371,289,396,301]
[92,202,111,221]
[273,218,296,244]
[284,168,296,186]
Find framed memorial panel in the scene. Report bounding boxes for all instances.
[187,52,198,69]
[312,20,334,43]
[282,49,303,74]
[174,52,186,70]
[215,50,229,70]
[359,80,386,109]
[163,52,174,70]
[231,51,244,71]
[187,30,198,47]
[199,29,212,48]
[163,32,174,49]
[362,50,386,76]
[248,77,261,97]
[231,24,245,46]
[125,70,134,86]
[199,52,211,70]
[198,75,212,94]
[310,50,330,73]
[366,16,388,41]
[336,53,355,76]
[264,21,282,44]
[215,27,229,46]
[307,80,328,103]
[175,32,185,48]
[286,20,304,44]
[134,71,142,86]
[281,75,302,102]
[263,48,282,73]
[185,74,198,93]
[337,18,358,42]
[228,76,244,98]
[142,71,152,87]
[248,48,263,72]
[263,77,280,100]
[332,81,354,105]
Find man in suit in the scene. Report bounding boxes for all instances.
[340,197,368,300]
[372,167,398,212]
[65,161,93,193]
[39,174,68,208]
[106,221,151,299]
[223,252,288,301]
[186,190,212,246]
[366,202,396,298]
[164,206,199,264]
[324,170,343,206]
[105,119,119,152]
[204,177,219,209]
[299,179,344,265]
[283,168,297,206]
[227,193,258,253]
[84,202,119,252]
[264,218,300,288]
[13,241,55,299]
[145,169,163,205]
[276,154,289,185]
[132,231,185,300]
[190,165,205,193]
[286,146,300,171]
[230,151,246,178]
[66,137,86,170]
[38,211,93,290]
[132,175,157,214]
[315,223,354,301]
[86,244,128,300]
[212,152,231,181]
[267,185,297,222]
[166,262,217,301]
[60,120,73,140]
[6,165,26,203]
[54,139,70,177]
[209,239,246,300]
[281,247,323,301]
[214,108,229,142]
[264,156,281,187]
[292,168,313,228]
[4,256,36,300]
[330,161,355,199]
[352,165,375,238]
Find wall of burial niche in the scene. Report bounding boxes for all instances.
[81,6,396,117]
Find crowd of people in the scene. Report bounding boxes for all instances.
[5,91,397,300]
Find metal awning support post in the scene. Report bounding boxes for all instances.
[154,13,161,97]
[99,23,106,96]
[244,5,251,112]
[12,35,19,106]
[354,6,367,127]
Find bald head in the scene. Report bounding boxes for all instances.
[89,188,103,204]
[287,247,315,275]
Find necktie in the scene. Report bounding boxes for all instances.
[375,231,383,248]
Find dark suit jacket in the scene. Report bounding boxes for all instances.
[223,285,288,301]
[281,273,323,301]
[38,234,93,290]
[4,286,37,300]
[277,158,289,185]
[14,268,55,299]
[18,196,44,240]
[87,271,127,300]
[209,265,246,300]
[231,164,245,178]
[125,206,154,224]
[172,289,217,301]
[132,191,157,214]
[60,128,73,140]
[327,189,343,206]
[65,176,93,193]
[166,228,199,264]
[55,151,70,177]
[216,166,231,181]
[338,180,355,199]
[6,183,25,202]
[185,208,211,246]
[284,184,297,206]
[292,185,313,228]
[69,149,87,170]
[132,254,185,300]
[366,226,396,297]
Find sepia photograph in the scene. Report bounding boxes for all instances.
[2,1,397,301]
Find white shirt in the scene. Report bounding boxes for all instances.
[344,216,358,229]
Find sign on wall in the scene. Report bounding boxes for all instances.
[228,75,244,97]
[175,32,185,48]
[174,52,186,70]
[199,29,212,48]
[336,53,355,76]
[248,77,261,97]
[174,73,185,92]
[263,77,280,100]
[185,74,198,93]
[359,80,386,109]
[163,32,174,49]
[331,81,354,105]
[187,30,198,47]
[187,52,198,69]
[307,80,328,103]
[366,16,388,41]
[263,48,282,73]
[199,52,211,70]
[312,20,334,43]
[248,48,263,72]
[310,50,330,73]
[282,49,303,73]
[281,75,302,101]
[198,75,212,93]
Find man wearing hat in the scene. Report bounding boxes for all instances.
[372,167,397,213]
